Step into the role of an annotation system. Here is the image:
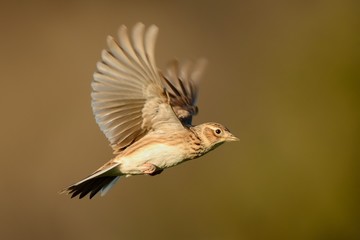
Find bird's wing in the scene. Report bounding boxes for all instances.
[161,59,207,125]
[92,23,183,154]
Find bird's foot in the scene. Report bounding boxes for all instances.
[140,163,163,176]
[149,168,163,176]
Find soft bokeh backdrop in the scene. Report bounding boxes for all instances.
[0,1,359,240]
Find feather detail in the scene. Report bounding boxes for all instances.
[162,59,207,125]
[92,23,182,153]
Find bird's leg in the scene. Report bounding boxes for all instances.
[149,168,163,176]
[140,163,163,176]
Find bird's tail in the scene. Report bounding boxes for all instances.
[60,162,121,199]
[61,176,120,199]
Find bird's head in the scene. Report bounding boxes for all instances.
[194,122,239,152]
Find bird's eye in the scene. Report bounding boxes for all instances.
[215,129,222,135]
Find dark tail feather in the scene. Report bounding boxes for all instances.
[61,176,120,199]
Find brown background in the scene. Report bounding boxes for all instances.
[0,1,359,240]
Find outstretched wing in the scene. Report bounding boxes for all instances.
[161,59,207,125]
[92,23,183,154]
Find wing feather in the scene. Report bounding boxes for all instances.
[117,26,148,78]
[162,59,207,125]
[92,23,183,153]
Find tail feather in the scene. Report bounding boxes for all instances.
[100,176,120,197]
[88,177,114,199]
[61,161,121,199]
[61,176,120,199]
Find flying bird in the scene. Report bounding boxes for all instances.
[61,23,238,199]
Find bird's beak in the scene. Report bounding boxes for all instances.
[226,133,239,142]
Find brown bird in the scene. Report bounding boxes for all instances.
[61,23,238,199]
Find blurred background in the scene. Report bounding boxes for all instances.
[0,1,359,239]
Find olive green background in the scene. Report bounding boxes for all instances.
[0,1,359,240]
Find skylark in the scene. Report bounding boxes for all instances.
[62,23,238,199]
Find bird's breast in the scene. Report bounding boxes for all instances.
[118,143,187,173]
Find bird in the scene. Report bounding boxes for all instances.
[61,22,239,199]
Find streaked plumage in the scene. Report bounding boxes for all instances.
[61,23,238,199]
